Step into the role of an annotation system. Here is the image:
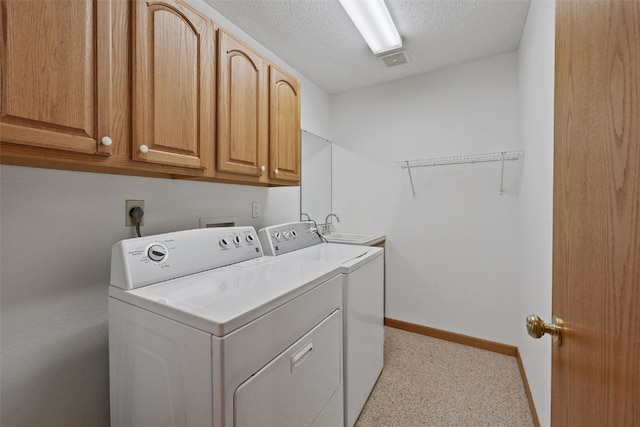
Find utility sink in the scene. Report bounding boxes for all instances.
[323,232,385,246]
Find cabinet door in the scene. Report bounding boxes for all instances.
[217,30,268,177]
[132,0,214,170]
[0,0,113,155]
[269,66,301,182]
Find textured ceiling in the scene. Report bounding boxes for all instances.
[205,0,532,94]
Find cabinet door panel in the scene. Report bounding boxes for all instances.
[153,10,198,155]
[269,66,300,182]
[133,0,213,169]
[217,30,267,177]
[1,0,109,154]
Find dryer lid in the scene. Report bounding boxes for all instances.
[109,256,340,336]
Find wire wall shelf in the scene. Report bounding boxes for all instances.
[393,150,525,197]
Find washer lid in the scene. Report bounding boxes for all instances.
[109,256,340,336]
[280,243,383,273]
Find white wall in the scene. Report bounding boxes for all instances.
[331,52,521,345]
[517,1,555,426]
[0,1,331,425]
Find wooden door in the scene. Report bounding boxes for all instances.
[552,1,639,425]
[269,65,301,183]
[0,0,113,155]
[217,30,268,177]
[132,0,214,170]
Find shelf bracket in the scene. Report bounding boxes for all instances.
[499,151,506,195]
[405,160,416,198]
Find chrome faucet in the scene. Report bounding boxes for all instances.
[300,212,311,221]
[322,213,340,235]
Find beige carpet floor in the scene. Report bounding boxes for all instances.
[354,326,535,427]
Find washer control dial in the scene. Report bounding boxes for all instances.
[290,229,298,238]
[246,234,255,243]
[233,235,242,246]
[219,238,230,248]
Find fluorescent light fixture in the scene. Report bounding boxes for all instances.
[338,0,402,55]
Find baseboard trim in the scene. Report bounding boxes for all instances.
[384,317,517,356]
[516,348,541,427]
[384,317,540,426]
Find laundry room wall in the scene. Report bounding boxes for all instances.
[331,52,521,345]
[0,1,330,426]
[516,1,555,426]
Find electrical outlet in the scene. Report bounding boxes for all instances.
[125,200,145,226]
[252,202,260,218]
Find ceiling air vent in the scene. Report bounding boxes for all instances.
[377,48,411,68]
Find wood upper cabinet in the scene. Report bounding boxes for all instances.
[1,0,300,187]
[217,30,268,177]
[269,65,301,182]
[132,0,214,170]
[0,0,115,156]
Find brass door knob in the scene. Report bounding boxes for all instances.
[526,314,563,346]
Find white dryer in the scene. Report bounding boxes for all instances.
[108,226,344,427]
[258,222,384,427]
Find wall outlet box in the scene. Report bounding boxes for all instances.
[199,216,237,228]
[125,200,145,226]
[252,202,260,218]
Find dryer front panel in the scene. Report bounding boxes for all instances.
[233,310,342,427]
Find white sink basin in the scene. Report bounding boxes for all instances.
[324,232,383,245]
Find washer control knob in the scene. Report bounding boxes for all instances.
[147,244,167,262]
[233,235,242,246]
[274,232,281,242]
[283,231,290,240]
[219,238,230,248]
[290,229,298,238]
[246,234,255,243]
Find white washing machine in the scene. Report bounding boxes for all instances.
[258,222,384,427]
[108,226,344,427]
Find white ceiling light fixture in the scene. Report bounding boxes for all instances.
[338,0,402,55]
